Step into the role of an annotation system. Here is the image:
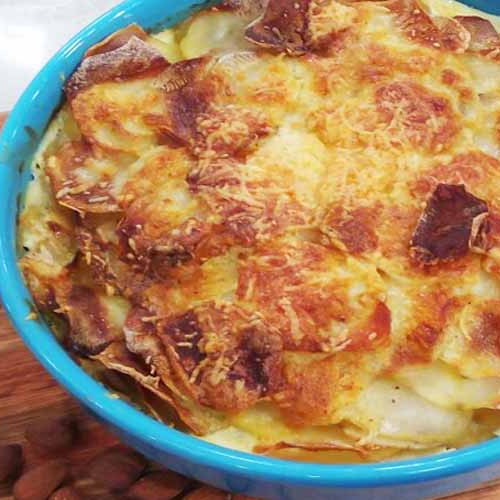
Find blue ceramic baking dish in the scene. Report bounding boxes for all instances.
[2,1,500,499]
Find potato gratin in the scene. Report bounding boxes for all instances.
[18,0,500,462]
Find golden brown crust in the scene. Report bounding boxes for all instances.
[375,81,459,152]
[237,241,348,351]
[387,0,470,52]
[321,206,379,255]
[470,303,500,357]
[344,302,391,352]
[21,1,500,450]
[455,15,500,53]
[45,141,122,214]
[146,58,215,147]
[65,36,168,100]
[85,24,148,58]
[412,152,500,200]
[277,356,338,426]
[274,350,373,427]
[193,105,272,159]
[158,304,284,412]
[122,302,284,416]
[150,60,274,161]
[387,287,460,370]
[188,159,308,246]
[97,338,228,435]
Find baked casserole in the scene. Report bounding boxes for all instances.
[18,0,500,462]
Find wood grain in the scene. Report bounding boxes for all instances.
[0,308,120,499]
[0,114,498,500]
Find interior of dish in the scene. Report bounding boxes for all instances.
[17,0,500,463]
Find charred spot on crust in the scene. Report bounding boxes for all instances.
[62,285,114,355]
[145,58,213,147]
[149,59,271,159]
[410,183,489,265]
[388,0,470,53]
[198,316,284,412]
[159,304,284,412]
[150,246,192,269]
[124,305,157,338]
[228,325,283,396]
[65,37,169,100]
[222,209,259,246]
[245,0,310,55]
[455,16,500,52]
[162,311,206,376]
[167,85,212,147]
[84,24,148,58]
[244,0,356,55]
[117,216,211,276]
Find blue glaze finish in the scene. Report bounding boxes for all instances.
[1,1,500,499]
[461,0,500,14]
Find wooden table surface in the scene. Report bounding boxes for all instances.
[0,114,499,500]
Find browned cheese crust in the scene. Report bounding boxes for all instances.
[19,0,500,450]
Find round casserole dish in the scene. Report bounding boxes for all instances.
[1,1,500,499]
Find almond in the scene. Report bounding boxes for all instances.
[25,416,78,453]
[0,444,23,483]
[13,459,68,500]
[49,486,82,500]
[87,447,147,491]
[184,486,230,500]
[127,470,189,499]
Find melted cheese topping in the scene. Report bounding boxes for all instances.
[19,0,500,463]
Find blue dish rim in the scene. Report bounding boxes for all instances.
[1,0,500,489]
